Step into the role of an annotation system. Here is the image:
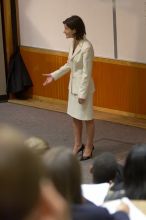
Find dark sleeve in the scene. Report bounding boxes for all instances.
[104,190,125,202]
[112,211,129,220]
[72,204,129,220]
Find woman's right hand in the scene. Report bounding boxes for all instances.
[43,74,54,86]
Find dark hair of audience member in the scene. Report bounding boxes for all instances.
[124,143,146,199]
[92,152,117,184]
[43,147,82,204]
[0,125,44,220]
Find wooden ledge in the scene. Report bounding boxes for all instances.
[8,96,146,129]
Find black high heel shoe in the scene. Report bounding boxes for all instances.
[76,144,85,154]
[80,146,94,161]
[73,144,85,155]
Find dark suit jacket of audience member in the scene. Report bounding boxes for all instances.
[72,204,129,220]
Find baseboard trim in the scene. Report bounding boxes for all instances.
[8,96,146,129]
[33,95,146,120]
[94,106,146,120]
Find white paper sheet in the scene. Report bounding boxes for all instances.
[103,197,146,220]
[81,183,110,206]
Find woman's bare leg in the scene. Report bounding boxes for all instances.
[72,117,83,154]
[83,119,95,157]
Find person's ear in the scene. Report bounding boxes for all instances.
[89,164,93,174]
[38,183,51,218]
[39,180,70,220]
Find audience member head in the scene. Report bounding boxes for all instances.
[25,136,50,155]
[124,143,146,199]
[43,147,82,204]
[0,124,70,220]
[0,123,26,145]
[0,124,43,220]
[91,152,117,184]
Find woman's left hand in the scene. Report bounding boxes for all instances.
[78,98,85,104]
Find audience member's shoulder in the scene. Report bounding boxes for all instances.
[104,189,126,202]
[72,203,111,220]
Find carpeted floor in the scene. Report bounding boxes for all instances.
[0,102,146,183]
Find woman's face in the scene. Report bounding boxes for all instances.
[63,24,76,38]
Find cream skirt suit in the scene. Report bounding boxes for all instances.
[51,38,95,120]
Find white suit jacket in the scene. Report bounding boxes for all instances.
[51,38,95,99]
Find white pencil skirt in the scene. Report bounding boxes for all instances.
[67,92,94,121]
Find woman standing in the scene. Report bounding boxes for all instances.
[43,15,95,160]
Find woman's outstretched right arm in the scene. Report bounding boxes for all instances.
[43,62,71,86]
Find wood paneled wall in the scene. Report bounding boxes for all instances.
[20,46,146,116]
[2,0,13,64]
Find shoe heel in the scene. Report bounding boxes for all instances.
[77,144,85,153]
[80,146,94,161]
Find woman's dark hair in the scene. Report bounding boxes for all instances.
[43,147,82,204]
[63,15,86,40]
[124,143,146,199]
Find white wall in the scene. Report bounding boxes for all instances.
[116,0,146,63]
[18,0,114,59]
[18,0,146,63]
